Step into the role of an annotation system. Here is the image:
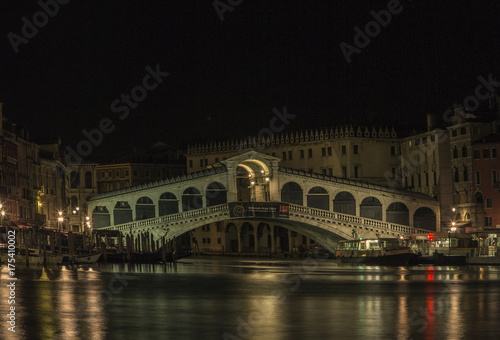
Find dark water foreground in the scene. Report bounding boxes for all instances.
[1,257,500,340]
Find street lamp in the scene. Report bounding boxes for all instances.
[1,210,5,226]
[58,211,64,230]
[451,222,457,233]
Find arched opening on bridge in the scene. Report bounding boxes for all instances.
[414,207,436,231]
[114,201,133,225]
[206,182,227,207]
[281,182,303,205]
[275,226,290,252]
[225,223,239,252]
[159,192,179,216]
[241,222,255,252]
[257,222,272,252]
[236,166,252,202]
[360,197,382,220]
[92,206,110,228]
[236,159,270,202]
[307,186,329,210]
[386,202,409,226]
[333,191,356,216]
[182,187,203,211]
[136,197,155,220]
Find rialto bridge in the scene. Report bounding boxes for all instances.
[87,151,440,252]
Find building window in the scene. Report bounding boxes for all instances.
[288,151,293,160]
[433,171,437,185]
[217,238,221,244]
[101,171,105,178]
[189,160,193,168]
[493,148,497,158]
[462,144,467,157]
[391,146,396,156]
[282,151,287,160]
[353,145,358,154]
[300,150,304,159]
[463,166,468,181]
[418,174,421,187]
[493,170,498,184]
[215,157,219,163]
[460,127,467,135]
[327,147,332,156]
[125,170,129,176]
[425,172,429,186]
[454,167,459,182]
[473,149,480,159]
[200,159,204,167]
[341,145,346,155]
[485,216,492,227]
[453,146,458,158]
[204,159,208,166]
[272,152,276,157]
[322,147,326,156]
[431,135,435,142]
[354,166,359,178]
[476,171,481,185]
[342,166,347,178]
[308,149,313,158]
[452,129,457,137]
[486,198,492,208]
[483,149,490,159]
[322,169,327,175]
[133,170,138,176]
[328,168,333,176]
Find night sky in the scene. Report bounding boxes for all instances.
[1,1,500,161]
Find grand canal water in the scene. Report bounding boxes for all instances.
[1,257,500,340]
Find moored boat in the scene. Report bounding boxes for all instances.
[335,238,418,266]
[74,253,101,264]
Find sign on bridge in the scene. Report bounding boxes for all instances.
[228,202,289,219]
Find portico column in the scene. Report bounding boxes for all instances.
[271,229,276,252]
[254,232,259,253]
[288,229,293,252]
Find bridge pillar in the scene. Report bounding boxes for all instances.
[288,229,293,252]
[408,206,415,228]
[254,234,259,253]
[237,232,242,253]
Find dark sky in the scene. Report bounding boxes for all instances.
[1,1,500,161]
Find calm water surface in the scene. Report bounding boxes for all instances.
[1,257,500,340]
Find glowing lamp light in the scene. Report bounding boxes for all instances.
[72,210,76,214]
[58,217,64,222]
[452,208,456,212]
[265,177,270,181]
[1,211,5,217]
[250,181,255,185]
[58,211,63,216]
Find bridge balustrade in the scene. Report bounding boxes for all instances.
[102,202,429,236]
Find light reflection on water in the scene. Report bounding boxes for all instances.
[1,259,500,340]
